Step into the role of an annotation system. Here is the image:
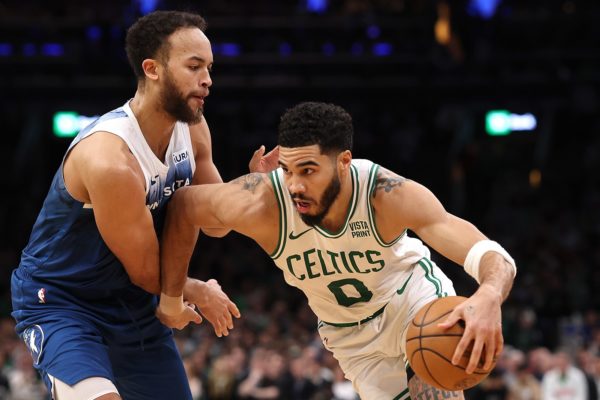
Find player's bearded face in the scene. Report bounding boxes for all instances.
[161,68,203,124]
[293,170,341,227]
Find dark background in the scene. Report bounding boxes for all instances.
[1,1,599,398]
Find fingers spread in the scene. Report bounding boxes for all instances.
[452,330,472,366]
[467,337,485,374]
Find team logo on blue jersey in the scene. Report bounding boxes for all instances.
[172,150,189,164]
[22,325,44,365]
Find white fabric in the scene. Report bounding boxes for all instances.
[68,100,196,198]
[317,258,456,400]
[270,159,431,324]
[463,239,516,283]
[541,366,588,400]
[49,374,119,400]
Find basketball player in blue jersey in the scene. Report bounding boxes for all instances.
[11,11,278,400]
[157,102,517,400]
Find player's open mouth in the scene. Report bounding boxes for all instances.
[191,96,204,106]
[294,201,311,213]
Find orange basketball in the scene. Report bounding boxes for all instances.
[405,296,496,391]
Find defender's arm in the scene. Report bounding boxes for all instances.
[64,132,162,294]
[159,172,278,331]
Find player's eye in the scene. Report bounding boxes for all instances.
[189,65,200,71]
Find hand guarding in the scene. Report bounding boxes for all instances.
[156,301,203,330]
[189,279,241,337]
[249,145,279,173]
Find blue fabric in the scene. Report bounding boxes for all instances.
[12,272,192,399]
[11,105,194,399]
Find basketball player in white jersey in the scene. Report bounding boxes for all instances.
[158,102,516,399]
[12,11,277,400]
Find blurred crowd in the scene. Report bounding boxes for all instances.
[1,0,600,399]
[1,297,599,399]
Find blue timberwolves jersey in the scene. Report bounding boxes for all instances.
[16,101,196,294]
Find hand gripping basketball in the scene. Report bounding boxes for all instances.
[405,296,497,390]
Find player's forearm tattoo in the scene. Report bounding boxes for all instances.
[408,377,463,400]
[231,173,265,193]
[373,171,407,198]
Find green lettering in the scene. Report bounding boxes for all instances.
[349,251,370,274]
[327,278,373,307]
[303,249,321,279]
[286,254,305,280]
[366,250,385,272]
[326,251,343,273]
[316,250,335,276]
[339,251,355,273]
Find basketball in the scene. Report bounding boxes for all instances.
[405,296,496,391]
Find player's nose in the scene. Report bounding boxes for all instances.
[288,180,306,194]
[200,70,212,88]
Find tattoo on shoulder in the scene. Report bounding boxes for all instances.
[232,173,265,193]
[373,170,408,198]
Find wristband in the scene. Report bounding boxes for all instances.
[159,293,185,316]
[464,240,516,283]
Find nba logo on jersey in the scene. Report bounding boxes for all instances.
[38,288,46,303]
[22,325,44,365]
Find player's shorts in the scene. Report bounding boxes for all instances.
[317,257,456,400]
[11,270,192,400]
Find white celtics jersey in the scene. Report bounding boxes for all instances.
[269,159,431,324]
[68,100,196,210]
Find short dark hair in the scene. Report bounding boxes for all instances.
[278,102,353,154]
[125,11,207,80]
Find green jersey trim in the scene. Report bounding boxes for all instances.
[321,303,387,327]
[366,163,406,247]
[269,171,287,260]
[418,258,448,298]
[313,163,359,238]
[393,388,410,400]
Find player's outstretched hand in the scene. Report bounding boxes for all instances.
[192,279,241,337]
[249,145,279,173]
[438,285,503,374]
[156,301,202,330]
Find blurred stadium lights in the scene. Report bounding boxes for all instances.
[41,44,65,57]
[529,169,542,189]
[279,42,292,56]
[372,42,393,57]
[322,42,335,56]
[485,110,537,136]
[467,0,503,19]
[306,0,328,14]
[366,25,381,39]
[53,112,98,138]
[0,43,12,56]
[86,26,103,42]
[136,0,160,15]
[218,43,241,57]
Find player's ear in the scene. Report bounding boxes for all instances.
[338,150,352,172]
[142,59,160,81]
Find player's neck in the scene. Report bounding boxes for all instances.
[129,91,176,161]
[318,171,353,232]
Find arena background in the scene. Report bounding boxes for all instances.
[1,1,599,399]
